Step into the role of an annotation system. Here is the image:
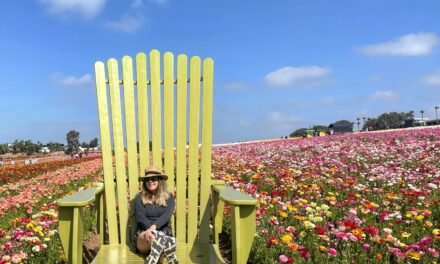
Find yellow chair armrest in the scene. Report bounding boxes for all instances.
[57,183,104,207]
[212,180,257,206]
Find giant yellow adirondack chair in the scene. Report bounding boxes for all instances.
[56,50,257,264]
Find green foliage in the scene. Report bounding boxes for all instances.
[290,128,307,137]
[0,144,9,155]
[88,138,99,148]
[46,142,64,152]
[9,140,42,156]
[312,125,328,132]
[65,130,80,154]
[333,120,352,126]
[363,112,413,131]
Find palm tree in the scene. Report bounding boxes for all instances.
[435,106,439,121]
[420,110,425,126]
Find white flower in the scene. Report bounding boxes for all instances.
[32,245,40,252]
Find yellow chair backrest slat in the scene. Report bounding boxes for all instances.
[94,50,214,254]
[175,54,188,245]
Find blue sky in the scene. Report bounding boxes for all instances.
[1,0,440,144]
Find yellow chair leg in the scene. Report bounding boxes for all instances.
[231,205,255,264]
[58,207,84,264]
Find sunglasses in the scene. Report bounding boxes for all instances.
[145,176,160,182]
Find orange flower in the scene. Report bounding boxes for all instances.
[376,253,383,261]
[289,242,299,251]
[352,228,363,236]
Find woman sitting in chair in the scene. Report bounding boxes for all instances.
[134,165,178,264]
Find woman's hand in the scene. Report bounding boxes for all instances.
[143,225,157,242]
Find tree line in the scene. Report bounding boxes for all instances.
[289,111,416,137]
[0,130,98,156]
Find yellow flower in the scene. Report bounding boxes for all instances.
[321,204,329,211]
[405,213,413,218]
[319,245,328,252]
[415,215,424,221]
[314,216,324,223]
[34,226,43,232]
[310,202,317,207]
[303,221,316,229]
[280,211,288,218]
[281,234,292,244]
[406,250,422,261]
[401,232,411,238]
[325,211,333,217]
[26,222,35,230]
[288,205,297,212]
[433,229,440,239]
[300,231,307,237]
[306,207,314,213]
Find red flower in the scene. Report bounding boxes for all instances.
[363,225,379,235]
[343,220,358,229]
[314,225,326,235]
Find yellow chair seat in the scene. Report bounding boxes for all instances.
[91,243,225,264]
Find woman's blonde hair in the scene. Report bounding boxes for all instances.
[141,179,170,206]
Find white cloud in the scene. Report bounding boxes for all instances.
[239,120,251,127]
[223,81,248,91]
[131,0,143,7]
[50,73,93,87]
[38,0,107,20]
[370,90,398,101]
[321,97,335,104]
[358,33,439,56]
[105,13,145,33]
[422,73,440,86]
[131,0,167,7]
[149,0,167,4]
[267,112,297,125]
[265,66,330,87]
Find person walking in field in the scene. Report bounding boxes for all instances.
[134,165,178,264]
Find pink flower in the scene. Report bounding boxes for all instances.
[328,248,337,256]
[278,255,289,263]
[428,248,439,257]
[362,243,371,251]
[276,226,285,232]
[4,241,13,251]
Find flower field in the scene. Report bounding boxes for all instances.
[0,157,103,263]
[0,154,101,185]
[1,127,440,263]
[212,128,440,263]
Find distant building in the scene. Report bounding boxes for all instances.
[404,118,429,127]
[40,147,50,153]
